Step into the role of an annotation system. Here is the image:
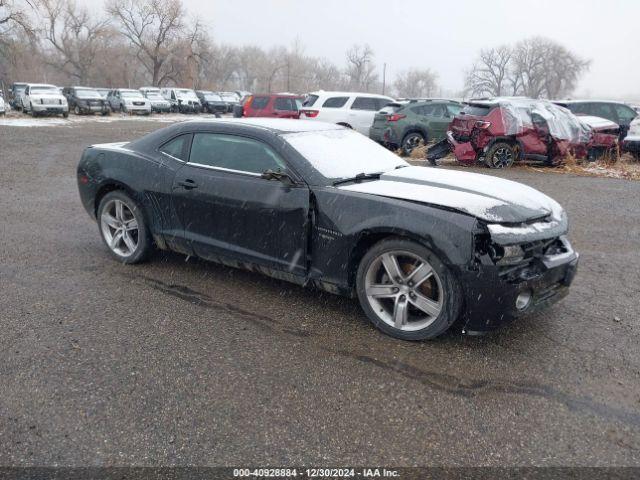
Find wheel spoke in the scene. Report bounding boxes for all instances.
[115,200,125,221]
[109,230,123,249]
[381,253,403,282]
[407,262,433,286]
[124,218,138,231]
[409,293,441,318]
[102,213,119,229]
[393,297,408,328]
[122,231,136,253]
[366,284,397,298]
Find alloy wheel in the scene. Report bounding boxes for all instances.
[364,250,443,331]
[100,199,139,257]
[490,147,514,168]
[403,133,424,155]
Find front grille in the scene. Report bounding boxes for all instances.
[133,101,144,106]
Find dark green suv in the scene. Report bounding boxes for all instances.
[369,100,462,155]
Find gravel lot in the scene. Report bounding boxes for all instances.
[1,117,639,467]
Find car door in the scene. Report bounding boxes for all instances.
[349,97,380,135]
[273,97,299,118]
[429,104,452,140]
[171,131,310,276]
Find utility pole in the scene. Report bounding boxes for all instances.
[382,63,387,95]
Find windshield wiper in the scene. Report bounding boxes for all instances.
[332,172,383,186]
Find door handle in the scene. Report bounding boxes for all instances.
[177,179,198,190]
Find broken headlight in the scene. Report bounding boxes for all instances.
[491,244,526,265]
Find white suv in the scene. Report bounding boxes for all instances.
[23,83,69,117]
[0,94,5,115]
[300,91,394,135]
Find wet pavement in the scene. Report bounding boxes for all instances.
[1,119,639,466]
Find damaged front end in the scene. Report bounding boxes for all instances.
[458,215,579,334]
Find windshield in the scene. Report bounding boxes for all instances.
[145,92,164,100]
[283,129,408,181]
[204,93,222,101]
[31,86,58,94]
[176,89,198,100]
[220,93,237,101]
[75,89,101,98]
[121,91,144,99]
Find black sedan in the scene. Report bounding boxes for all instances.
[77,119,579,340]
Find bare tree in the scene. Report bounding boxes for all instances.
[394,68,438,98]
[345,43,377,92]
[465,45,511,97]
[465,37,589,99]
[106,0,184,86]
[0,0,35,43]
[39,0,111,85]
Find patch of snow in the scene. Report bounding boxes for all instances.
[283,128,407,178]
[0,112,225,128]
[578,115,619,130]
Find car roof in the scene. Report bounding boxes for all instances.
[185,118,344,134]
[308,91,393,99]
[117,88,140,92]
[555,99,633,106]
[27,83,58,88]
[250,93,303,98]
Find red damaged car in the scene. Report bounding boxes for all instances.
[427,97,619,168]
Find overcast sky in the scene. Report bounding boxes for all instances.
[91,0,640,100]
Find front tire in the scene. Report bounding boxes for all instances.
[486,142,516,168]
[97,191,152,264]
[356,238,462,340]
[74,105,81,115]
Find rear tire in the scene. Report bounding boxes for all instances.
[401,132,425,156]
[97,191,152,264]
[356,238,462,340]
[486,142,516,168]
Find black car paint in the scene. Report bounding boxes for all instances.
[63,87,109,115]
[77,121,577,334]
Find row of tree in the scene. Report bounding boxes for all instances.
[1,0,588,100]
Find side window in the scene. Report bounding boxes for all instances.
[251,96,270,110]
[432,105,447,117]
[159,134,191,161]
[568,103,589,115]
[589,103,614,121]
[302,94,318,107]
[375,98,391,110]
[412,105,435,116]
[351,97,379,111]
[189,134,286,174]
[322,96,348,108]
[171,91,176,100]
[614,104,637,124]
[25,86,30,95]
[274,97,297,111]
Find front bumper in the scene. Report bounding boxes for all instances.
[78,103,109,114]
[32,104,68,113]
[151,103,171,112]
[458,237,579,333]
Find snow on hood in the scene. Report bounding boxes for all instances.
[578,115,619,131]
[338,166,568,243]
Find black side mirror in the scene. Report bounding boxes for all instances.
[261,169,294,185]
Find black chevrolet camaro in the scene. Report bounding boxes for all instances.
[77,118,579,340]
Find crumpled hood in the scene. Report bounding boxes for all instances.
[338,166,568,242]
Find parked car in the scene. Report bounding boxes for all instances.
[300,91,395,135]
[233,94,252,117]
[195,91,228,114]
[63,86,109,115]
[0,93,6,115]
[554,100,637,139]
[622,116,640,160]
[160,88,201,113]
[76,118,578,340]
[9,82,28,110]
[235,90,251,100]
[218,91,240,112]
[106,89,151,115]
[370,99,463,155]
[241,94,303,118]
[427,98,619,168]
[22,83,69,117]
[139,87,172,113]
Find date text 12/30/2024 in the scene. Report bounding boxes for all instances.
[233,468,400,478]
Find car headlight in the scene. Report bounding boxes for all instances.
[494,244,526,265]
